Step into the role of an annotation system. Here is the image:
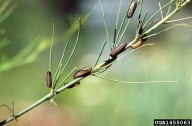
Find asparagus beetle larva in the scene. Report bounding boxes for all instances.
[127,1,137,18]
[130,38,148,49]
[110,42,127,58]
[73,66,92,79]
[68,66,92,88]
[46,71,52,88]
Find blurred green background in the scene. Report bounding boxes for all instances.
[0,0,192,126]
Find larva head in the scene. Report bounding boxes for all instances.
[127,1,137,18]
[73,66,92,79]
[110,42,127,58]
[46,71,52,88]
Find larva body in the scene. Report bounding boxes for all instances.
[46,71,52,88]
[73,66,92,79]
[69,66,92,88]
[110,42,127,58]
[130,38,147,49]
[127,1,137,18]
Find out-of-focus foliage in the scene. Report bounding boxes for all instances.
[0,0,90,72]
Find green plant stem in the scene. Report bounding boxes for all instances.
[93,0,191,74]
[52,40,69,86]
[93,38,107,68]
[115,0,133,46]
[115,0,123,30]
[116,19,131,45]
[53,18,81,88]
[0,105,13,114]
[0,77,83,125]
[142,0,174,28]
[55,67,77,90]
[93,74,178,83]
[128,0,190,47]
[49,23,55,72]
[98,0,112,50]
[143,0,190,36]
[0,1,190,125]
[143,23,192,40]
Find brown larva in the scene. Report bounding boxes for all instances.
[127,1,137,18]
[73,66,92,79]
[69,66,92,88]
[130,38,148,49]
[110,42,127,58]
[46,71,52,88]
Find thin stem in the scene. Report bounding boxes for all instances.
[144,23,192,39]
[143,0,190,37]
[166,4,171,17]
[118,44,155,63]
[0,105,13,114]
[166,16,192,23]
[115,0,133,46]
[136,11,147,37]
[113,29,117,48]
[12,101,14,116]
[93,38,107,68]
[56,77,84,93]
[119,52,151,63]
[0,77,83,125]
[115,0,123,30]
[158,0,164,20]
[145,18,160,27]
[138,0,143,19]
[92,58,117,74]
[98,0,111,50]
[55,18,81,85]
[93,74,178,84]
[55,67,77,90]
[116,19,131,46]
[114,0,123,46]
[143,0,174,28]
[52,40,69,86]
[53,63,62,89]
[49,23,54,72]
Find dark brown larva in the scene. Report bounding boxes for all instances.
[110,42,127,58]
[70,66,92,89]
[73,66,92,79]
[46,71,52,88]
[127,1,137,18]
[130,38,148,49]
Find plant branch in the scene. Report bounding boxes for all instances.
[0,0,191,125]
[0,77,83,125]
[143,0,190,36]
